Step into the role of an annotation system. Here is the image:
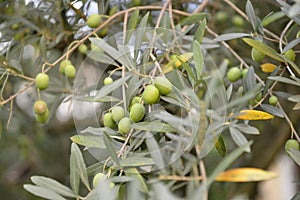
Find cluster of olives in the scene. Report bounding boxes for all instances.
[59,59,76,78]
[34,73,50,123]
[102,76,172,135]
[226,67,248,82]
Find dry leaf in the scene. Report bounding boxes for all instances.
[235,110,274,120]
[261,63,277,73]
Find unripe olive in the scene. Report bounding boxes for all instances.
[154,76,172,95]
[251,48,265,62]
[78,44,88,54]
[59,60,71,74]
[231,15,244,27]
[142,85,160,104]
[268,95,278,106]
[242,68,248,78]
[227,67,242,82]
[36,108,49,123]
[104,77,113,85]
[93,173,105,188]
[92,172,115,188]
[87,14,102,28]
[130,103,145,122]
[109,6,118,16]
[111,106,125,122]
[285,139,300,153]
[35,73,49,90]
[64,64,76,79]
[297,31,300,38]
[216,11,229,24]
[34,100,48,115]
[103,113,116,129]
[118,117,131,135]
[284,49,296,62]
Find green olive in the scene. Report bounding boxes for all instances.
[87,14,102,28]
[35,73,49,90]
[242,68,248,78]
[154,76,172,95]
[78,44,88,54]
[130,103,145,122]
[268,96,278,106]
[111,106,125,122]
[284,49,296,62]
[59,60,71,74]
[142,85,160,104]
[34,100,48,115]
[103,113,116,129]
[36,108,49,123]
[64,64,76,79]
[118,117,131,135]
[251,48,265,62]
[231,15,245,27]
[104,77,113,85]
[216,11,229,24]
[285,139,300,153]
[227,67,242,82]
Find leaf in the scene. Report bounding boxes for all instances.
[260,63,277,73]
[39,36,47,60]
[162,52,193,73]
[94,76,131,99]
[261,11,285,27]
[120,156,155,167]
[134,12,149,60]
[103,132,120,166]
[268,76,300,87]
[125,9,140,44]
[235,110,274,120]
[69,146,80,196]
[246,0,258,30]
[70,143,90,191]
[288,95,300,103]
[179,13,208,26]
[71,135,105,148]
[146,132,166,171]
[125,168,148,193]
[229,127,250,153]
[289,3,300,17]
[215,135,226,157]
[194,18,206,43]
[291,191,300,200]
[193,40,203,78]
[244,66,256,91]
[31,176,75,198]
[235,123,260,135]
[293,102,300,110]
[215,168,278,182]
[242,38,284,62]
[87,50,119,66]
[152,182,180,200]
[214,33,251,41]
[282,38,300,53]
[130,121,177,132]
[289,149,300,166]
[24,184,66,200]
[260,104,284,118]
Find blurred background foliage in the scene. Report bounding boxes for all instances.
[0,0,299,199]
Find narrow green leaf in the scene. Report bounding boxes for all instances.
[125,9,140,44]
[244,66,256,91]
[31,176,75,198]
[215,135,226,157]
[242,38,284,62]
[120,156,155,167]
[71,143,90,191]
[70,145,80,196]
[39,36,47,60]
[71,135,105,148]
[135,12,149,60]
[152,182,180,200]
[193,40,203,78]
[291,191,300,200]
[234,124,260,135]
[109,176,135,183]
[24,184,66,200]
[288,95,300,103]
[130,121,177,132]
[87,51,119,66]
[246,0,258,30]
[125,168,148,193]
[179,13,208,26]
[229,127,250,152]
[214,33,251,41]
[268,76,300,87]
[194,18,206,43]
[146,132,166,170]
[282,38,300,53]
[103,132,120,166]
[289,149,300,166]
[260,104,284,118]
[261,11,285,27]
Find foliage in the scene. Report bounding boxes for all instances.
[1,0,300,199]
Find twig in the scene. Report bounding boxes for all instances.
[0,82,34,106]
[6,100,13,129]
[199,160,208,200]
[279,20,293,53]
[192,0,209,14]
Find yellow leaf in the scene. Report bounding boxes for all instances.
[261,63,277,73]
[162,52,193,73]
[215,168,278,182]
[235,110,274,120]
